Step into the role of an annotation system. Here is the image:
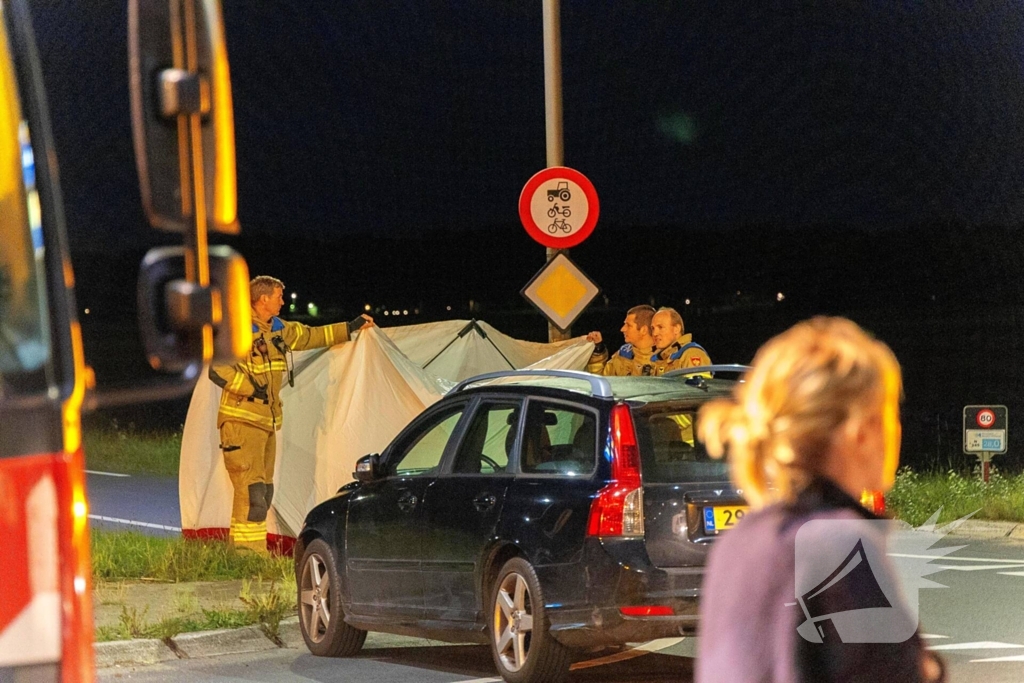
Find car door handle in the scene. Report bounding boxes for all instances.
[473,493,497,512]
[397,491,418,512]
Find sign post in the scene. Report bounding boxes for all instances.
[963,405,1008,483]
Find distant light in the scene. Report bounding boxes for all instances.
[289,304,295,312]
[402,310,408,315]
[83,308,90,315]
[684,299,690,306]
[291,292,297,300]
[307,302,318,317]
[392,310,399,315]
[307,302,314,309]
[384,311,390,316]
[736,291,741,296]
[446,305,452,311]
[777,292,785,302]
[364,304,371,311]
[414,308,420,315]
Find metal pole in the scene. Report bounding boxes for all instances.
[542,0,570,342]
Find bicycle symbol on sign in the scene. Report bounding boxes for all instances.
[547,218,571,234]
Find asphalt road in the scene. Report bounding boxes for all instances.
[87,474,1024,681]
[86,471,180,535]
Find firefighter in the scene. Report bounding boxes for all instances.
[209,275,372,553]
[649,307,711,376]
[586,305,657,376]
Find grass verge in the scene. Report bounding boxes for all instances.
[886,467,1024,527]
[95,574,296,643]
[92,531,291,582]
[83,421,181,477]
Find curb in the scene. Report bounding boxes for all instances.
[946,519,1021,539]
[96,617,302,670]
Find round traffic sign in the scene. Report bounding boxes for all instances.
[977,409,996,428]
[518,167,600,249]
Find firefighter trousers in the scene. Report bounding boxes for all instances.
[218,420,276,553]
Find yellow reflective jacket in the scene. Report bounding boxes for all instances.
[587,343,656,376]
[209,313,350,431]
[650,333,711,376]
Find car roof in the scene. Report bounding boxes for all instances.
[456,374,738,404]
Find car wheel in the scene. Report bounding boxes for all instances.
[489,557,571,683]
[298,538,367,657]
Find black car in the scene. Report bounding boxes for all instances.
[293,367,748,683]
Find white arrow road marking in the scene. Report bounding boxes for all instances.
[933,564,1024,572]
[88,514,181,532]
[889,553,1024,564]
[452,637,684,682]
[85,470,131,477]
[971,654,1024,663]
[929,642,1024,651]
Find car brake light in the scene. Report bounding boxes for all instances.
[620,605,675,617]
[587,403,644,537]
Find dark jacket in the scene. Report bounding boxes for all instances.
[696,478,942,683]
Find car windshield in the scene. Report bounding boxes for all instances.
[634,407,730,484]
[0,18,49,385]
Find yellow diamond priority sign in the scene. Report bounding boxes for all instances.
[521,253,600,332]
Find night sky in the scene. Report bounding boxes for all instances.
[23,2,1024,469]
[27,1,1024,243]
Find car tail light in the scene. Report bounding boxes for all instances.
[587,403,644,537]
[620,605,675,617]
[860,489,886,516]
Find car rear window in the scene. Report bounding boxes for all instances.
[634,409,730,484]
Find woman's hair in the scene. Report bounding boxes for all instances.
[697,317,901,508]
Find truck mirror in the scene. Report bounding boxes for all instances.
[137,245,251,373]
[128,0,238,234]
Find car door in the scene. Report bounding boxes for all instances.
[344,402,468,619]
[419,398,521,622]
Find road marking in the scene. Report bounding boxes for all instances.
[85,470,131,477]
[890,553,1024,564]
[88,514,181,532]
[933,564,1024,572]
[920,634,949,639]
[451,637,684,682]
[998,571,1024,577]
[972,654,1024,663]
[929,642,1024,651]
[570,638,685,670]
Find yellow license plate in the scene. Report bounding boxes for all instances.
[704,505,748,534]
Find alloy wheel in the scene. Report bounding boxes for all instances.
[493,571,534,672]
[300,552,331,643]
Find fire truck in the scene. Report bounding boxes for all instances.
[0,0,249,679]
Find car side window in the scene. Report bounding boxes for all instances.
[520,402,597,476]
[451,402,519,475]
[388,407,465,477]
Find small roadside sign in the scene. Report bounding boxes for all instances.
[521,252,600,332]
[518,167,600,249]
[963,405,1008,455]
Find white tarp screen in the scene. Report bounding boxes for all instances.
[179,320,593,537]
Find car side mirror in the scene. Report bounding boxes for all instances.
[354,454,381,483]
[137,244,251,373]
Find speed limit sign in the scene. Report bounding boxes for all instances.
[963,405,1007,455]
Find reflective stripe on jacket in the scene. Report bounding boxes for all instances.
[209,313,350,431]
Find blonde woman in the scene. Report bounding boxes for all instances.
[695,317,944,683]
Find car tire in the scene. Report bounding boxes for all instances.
[298,537,367,657]
[488,557,571,683]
